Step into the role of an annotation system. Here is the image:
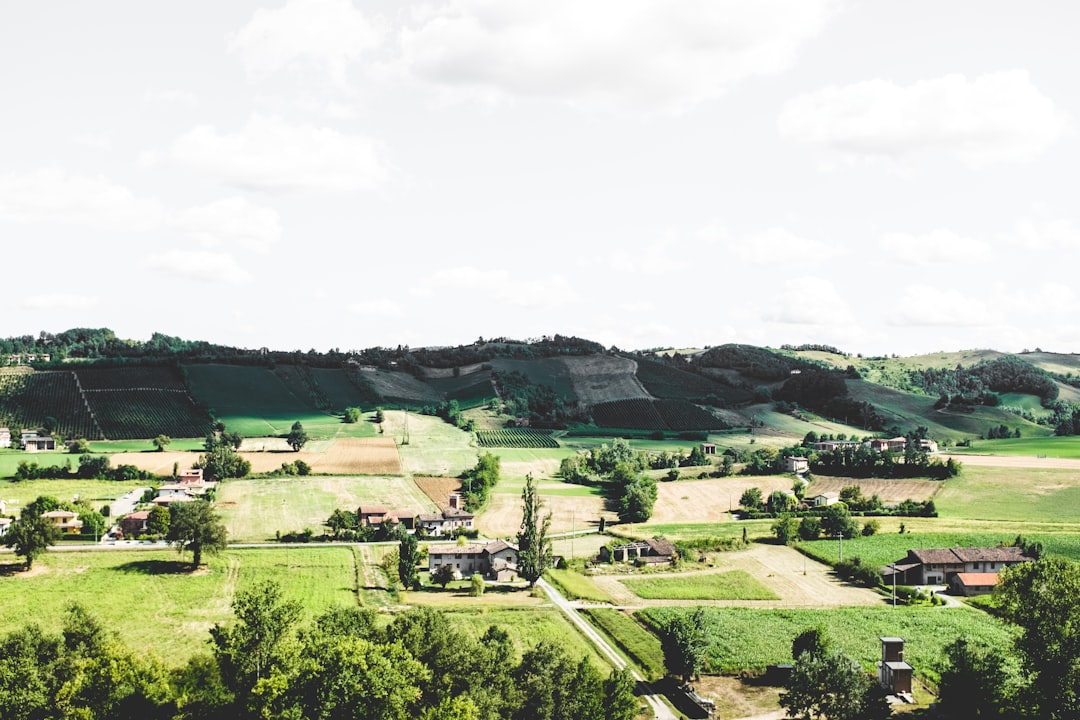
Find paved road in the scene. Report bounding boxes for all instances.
[537,577,678,720]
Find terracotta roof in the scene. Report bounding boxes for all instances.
[645,538,677,556]
[954,573,1001,586]
[483,540,517,555]
[125,511,151,521]
[443,507,474,519]
[358,505,389,515]
[429,544,484,555]
[418,513,443,522]
[909,547,1029,564]
[42,511,78,518]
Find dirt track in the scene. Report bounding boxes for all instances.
[590,543,882,609]
[942,453,1080,470]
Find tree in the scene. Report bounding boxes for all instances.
[146,504,170,537]
[517,473,552,587]
[938,637,1017,719]
[196,435,251,481]
[739,487,764,512]
[662,608,708,682]
[433,563,456,589]
[619,475,657,523]
[3,504,60,569]
[821,502,858,539]
[398,532,420,589]
[603,667,641,720]
[772,514,801,545]
[167,500,228,569]
[343,407,361,423]
[152,434,171,452]
[67,437,90,454]
[287,421,308,452]
[470,573,485,597]
[781,647,889,720]
[996,557,1080,718]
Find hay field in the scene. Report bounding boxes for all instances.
[806,477,942,504]
[217,475,438,541]
[562,354,649,405]
[109,437,401,476]
[414,477,462,509]
[649,476,794,525]
[478,487,614,537]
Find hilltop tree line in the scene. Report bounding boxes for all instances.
[0,584,641,720]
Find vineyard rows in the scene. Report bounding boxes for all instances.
[75,365,187,391]
[475,428,560,449]
[0,370,100,439]
[591,398,723,431]
[84,389,213,439]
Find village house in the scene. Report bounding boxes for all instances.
[811,492,839,507]
[950,572,1000,597]
[357,505,418,531]
[699,443,717,455]
[415,493,476,536]
[882,546,1032,586]
[0,517,11,538]
[810,440,860,452]
[599,538,677,565]
[0,427,10,448]
[783,456,809,474]
[20,431,56,451]
[427,540,519,580]
[120,510,150,537]
[42,510,82,534]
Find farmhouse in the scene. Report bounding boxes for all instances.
[20,431,56,451]
[783,456,809,474]
[869,437,908,453]
[120,510,150,537]
[0,427,9,448]
[415,493,475,536]
[882,546,1032,585]
[42,510,82,534]
[427,540,519,580]
[811,440,860,452]
[811,492,839,507]
[951,572,1000,597]
[599,538,677,565]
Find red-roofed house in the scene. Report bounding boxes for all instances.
[951,572,1001,596]
[427,540,518,580]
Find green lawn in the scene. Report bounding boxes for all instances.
[0,478,147,511]
[88,439,207,453]
[621,570,778,601]
[638,606,1016,682]
[0,547,357,666]
[216,476,438,542]
[582,608,666,680]
[798,531,1080,569]
[545,568,614,603]
[384,411,479,477]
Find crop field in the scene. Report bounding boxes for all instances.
[621,571,779,601]
[74,365,187,390]
[426,370,496,406]
[0,477,147,510]
[309,367,376,411]
[0,547,357,666]
[946,435,1080,458]
[478,480,613,537]
[476,428,559,449]
[654,399,726,430]
[413,477,461,509]
[637,606,1016,681]
[216,475,438,541]
[380,411,479,477]
[580,609,667,680]
[632,357,729,401]
[488,357,578,400]
[644,476,795,526]
[936,465,1080,523]
[591,398,666,430]
[562,355,648,406]
[807,477,942,504]
[85,389,212,439]
[0,369,100,439]
[544,568,614,603]
[362,369,443,405]
[89,438,206,452]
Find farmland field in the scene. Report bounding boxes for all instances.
[488,358,578,401]
[476,428,559,448]
[85,389,212,439]
[946,435,1080,458]
[361,368,443,405]
[0,477,147,511]
[637,605,1016,681]
[561,354,648,406]
[621,570,779,601]
[380,411,478,477]
[413,476,462,509]
[644,476,795,525]
[806,477,942,505]
[216,475,438,541]
[936,465,1080,523]
[632,357,733,401]
[0,547,357,666]
[581,608,666,680]
[0,369,99,440]
[74,364,187,390]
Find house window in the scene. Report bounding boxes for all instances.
[974,562,981,570]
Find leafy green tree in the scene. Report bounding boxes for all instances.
[67,437,90,454]
[996,557,1080,718]
[512,640,576,720]
[792,626,831,660]
[470,573,485,597]
[461,452,501,510]
[799,516,822,540]
[662,608,708,682]
[739,486,764,512]
[152,434,171,452]
[4,504,60,570]
[325,508,356,538]
[772,514,800,545]
[603,667,641,720]
[618,475,657,523]
[210,580,302,716]
[73,502,105,538]
[375,407,385,423]
[821,502,859,539]
[781,647,889,720]
[287,421,308,452]
[196,435,251,480]
[938,637,1017,719]
[343,407,361,423]
[517,473,552,587]
[433,562,456,589]
[167,500,228,569]
[398,531,420,588]
[146,504,170,537]
[768,490,795,513]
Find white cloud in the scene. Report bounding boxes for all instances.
[169,115,388,192]
[412,266,577,307]
[145,250,253,284]
[732,227,839,265]
[168,197,282,253]
[878,229,991,265]
[778,70,1068,166]
[1000,283,1076,317]
[400,0,835,111]
[229,0,384,85]
[890,286,987,326]
[763,276,852,325]
[349,299,404,317]
[606,236,687,276]
[1001,217,1080,250]
[18,294,99,311]
[0,169,162,232]
[144,89,199,107]
[70,134,111,150]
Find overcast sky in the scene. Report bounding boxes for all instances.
[2,1,1079,356]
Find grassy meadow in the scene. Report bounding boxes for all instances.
[621,570,779,601]
[379,411,479,477]
[0,477,146,511]
[936,465,1080,522]
[947,435,1080,457]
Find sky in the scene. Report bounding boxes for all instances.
[2,1,1079,357]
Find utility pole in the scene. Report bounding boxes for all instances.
[836,532,843,563]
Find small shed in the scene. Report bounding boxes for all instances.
[877,637,913,696]
[700,443,717,455]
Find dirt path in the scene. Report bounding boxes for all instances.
[589,544,882,609]
[942,453,1080,470]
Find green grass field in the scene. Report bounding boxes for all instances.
[621,570,779,601]
[544,568,614,603]
[382,411,479,477]
[88,439,208,452]
[216,476,438,542]
[582,608,666,679]
[947,435,1080,457]
[0,547,357,666]
[0,477,147,510]
[937,465,1080,523]
[638,605,1016,681]
[442,607,611,670]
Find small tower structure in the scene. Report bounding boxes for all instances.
[877,637,913,698]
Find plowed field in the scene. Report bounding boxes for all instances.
[414,477,462,510]
[806,477,941,504]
